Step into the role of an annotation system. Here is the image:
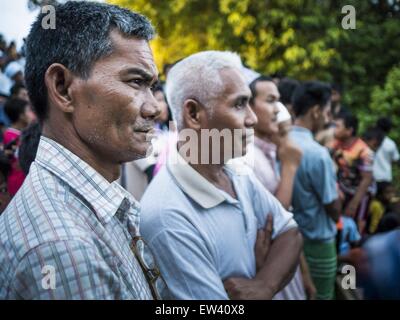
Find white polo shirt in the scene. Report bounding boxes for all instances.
[140,148,298,299]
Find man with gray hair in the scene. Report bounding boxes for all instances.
[140,51,303,299]
[0,2,165,299]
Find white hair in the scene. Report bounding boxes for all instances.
[165,51,244,130]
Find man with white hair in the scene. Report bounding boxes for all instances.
[140,51,303,299]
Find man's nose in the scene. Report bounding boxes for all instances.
[245,104,258,128]
[141,90,161,121]
[273,102,279,116]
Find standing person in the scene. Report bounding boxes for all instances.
[141,51,302,300]
[373,117,399,183]
[315,83,346,149]
[10,84,29,102]
[249,75,316,300]
[3,98,34,196]
[0,2,166,300]
[289,81,341,300]
[332,111,374,234]
[277,77,300,120]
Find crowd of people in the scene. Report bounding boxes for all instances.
[0,1,399,300]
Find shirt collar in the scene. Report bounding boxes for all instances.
[254,136,276,157]
[35,136,140,225]
[167,147,237,209]
[291,125,314,140]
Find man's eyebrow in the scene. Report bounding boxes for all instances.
[123,67,157,82]
[266,93,280,99]
[233,94,251,102]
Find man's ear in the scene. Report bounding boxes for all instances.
[182,99,204,130]
[44,63,75,114]
[311,105,320,119]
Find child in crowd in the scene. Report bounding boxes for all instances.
[367,182,397,234]
[3,98,35,196]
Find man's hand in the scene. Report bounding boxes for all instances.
[277,138,303,168]
[302,273,317,300]
[255,214,273,271]
[344,199,358,217]
[223,277,274,300]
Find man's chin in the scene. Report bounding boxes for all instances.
[122,142,153,162]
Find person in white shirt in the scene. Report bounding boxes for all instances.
[373,117,400,182]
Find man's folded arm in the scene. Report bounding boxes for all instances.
[254,227,303,295]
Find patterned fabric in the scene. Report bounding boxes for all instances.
[303,240,337,300]
[332,137,374,196]
[0,136,153,300]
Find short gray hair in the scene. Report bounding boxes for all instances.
[165,51,243,130]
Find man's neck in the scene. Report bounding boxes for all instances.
[42,123,120,183]
[294,117,314,134]
[177,143,236,198]
[255,130,269,142]
[340,136,357,148]
[12,122,25,131]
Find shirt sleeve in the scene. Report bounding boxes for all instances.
[309,150,338,205]
[10,240,124,300]
[349,220,361,242]
[391,142,400,162]
[249,172,298,238]
[144,211,229,300]
[359,147,374,172]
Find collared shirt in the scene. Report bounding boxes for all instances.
[0,137,153,299]
[251,137,280,194]
[248,137,306,300]
[373,136,400,182]
[140,148,297,299]
[289,126,338,242]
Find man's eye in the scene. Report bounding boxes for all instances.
[234,99,247,109]
[129,79,145,86]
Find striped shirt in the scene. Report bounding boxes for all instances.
[0,136,153,299]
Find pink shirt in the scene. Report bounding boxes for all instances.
[252,137,280,194]
[3,128,25,196]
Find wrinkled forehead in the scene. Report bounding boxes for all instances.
[218,67,251,97]
[100,30,158,77]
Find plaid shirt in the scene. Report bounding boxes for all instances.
[0,137,153,299]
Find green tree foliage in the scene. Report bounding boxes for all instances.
[110,0,399,115]
[369,65,400,144]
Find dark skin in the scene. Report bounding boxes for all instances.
[43,30,160,182]
[178,67,303,299]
